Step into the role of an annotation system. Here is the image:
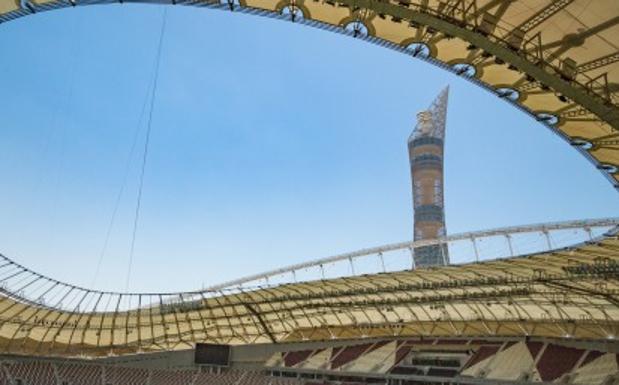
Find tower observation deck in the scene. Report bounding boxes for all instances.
[408,87,449,267]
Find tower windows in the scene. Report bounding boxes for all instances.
[413,180,424,206]
[433,179,443,205]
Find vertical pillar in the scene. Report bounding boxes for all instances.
[543,230,553,250]
[585,227,593,240]
[471,236,480,262]
[505,234,515,257]
[379,252,386,272]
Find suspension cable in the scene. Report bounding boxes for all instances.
[125,8,169,293]
[91,71,154,288]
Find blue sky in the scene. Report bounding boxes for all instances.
[0,4,617,293]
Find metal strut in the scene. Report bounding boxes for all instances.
[243,303,277,343]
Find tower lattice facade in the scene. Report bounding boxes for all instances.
[408,87,449,267]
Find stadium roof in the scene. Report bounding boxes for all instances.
[0,224,613,357]
[0,0,617,357]
[0,0,618,186]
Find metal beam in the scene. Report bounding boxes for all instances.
[243,303,277,343]
[514,0,574,33]
[331,0,618,129]
[207,217,619,290]
[578,52,619,74]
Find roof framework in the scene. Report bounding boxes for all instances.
[0,0,618,357]
[0,220,613,357]
[0,0,617,186]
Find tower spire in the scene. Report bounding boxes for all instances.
[408,87,449,268]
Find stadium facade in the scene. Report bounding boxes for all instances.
[408,87,449,267]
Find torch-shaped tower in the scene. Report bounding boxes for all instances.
[408,87,449,268]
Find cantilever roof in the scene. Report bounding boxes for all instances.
[0,230,614,357]
[0,0,617,184]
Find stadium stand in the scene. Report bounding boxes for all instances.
[265,337,619,384]
[0,362,309,385]
[0,337,616,384]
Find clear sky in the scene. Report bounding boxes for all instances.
[0,4,617,293]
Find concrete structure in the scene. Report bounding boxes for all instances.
[408,87,449,267]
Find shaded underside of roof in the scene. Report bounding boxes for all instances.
[0,0,618,358]
[0,0,618,185]
[0,233,615,357]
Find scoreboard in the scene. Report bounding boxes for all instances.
[194,343,231,366]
